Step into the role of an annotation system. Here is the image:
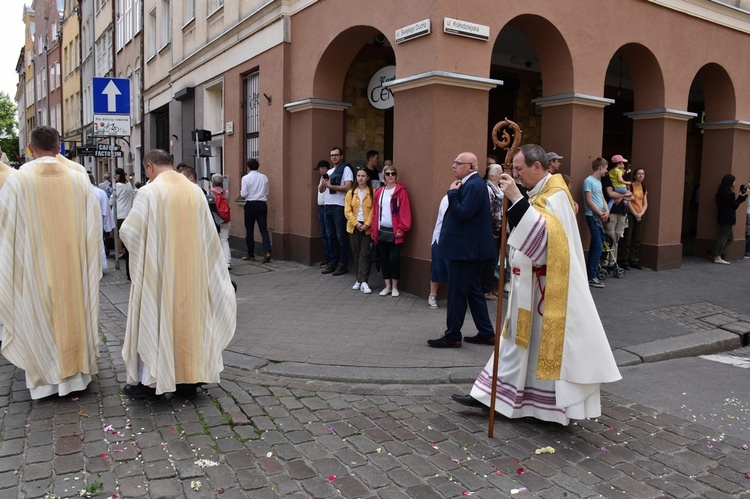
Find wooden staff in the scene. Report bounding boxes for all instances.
[488,118,522,438]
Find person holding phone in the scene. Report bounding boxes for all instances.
[712,174,748,264]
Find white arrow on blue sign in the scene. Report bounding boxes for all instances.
[92,77,131,115]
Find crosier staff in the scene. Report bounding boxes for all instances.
[488,118,522,438]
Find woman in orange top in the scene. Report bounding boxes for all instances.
[619,167,648,269]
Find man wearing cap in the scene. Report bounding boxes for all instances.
[314,160,333,267]
[546,152,563,175]
[603,154,634,266]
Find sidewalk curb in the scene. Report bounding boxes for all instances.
[619,328,742,364]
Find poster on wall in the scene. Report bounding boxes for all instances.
[367,66,396,110]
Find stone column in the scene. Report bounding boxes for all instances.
[385,71,501,296]
[694,121,750,260]
[283,98,351,264]
[625,109,696,270]
[534,93,614,248]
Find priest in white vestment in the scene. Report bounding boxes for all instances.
[120,149,236,398]
[453,144,621,425]
[0,126,102,399]
[90,174,116,269]
[0,160,17,344]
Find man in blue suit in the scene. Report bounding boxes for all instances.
[428,152,496,348]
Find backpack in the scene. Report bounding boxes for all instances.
[211,187,231,222]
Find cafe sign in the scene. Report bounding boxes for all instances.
[367,65,396,110]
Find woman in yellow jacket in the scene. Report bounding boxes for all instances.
[345,167,374,294]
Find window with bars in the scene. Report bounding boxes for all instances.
[244,71,260,161]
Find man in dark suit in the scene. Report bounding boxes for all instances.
[428,152,496,348]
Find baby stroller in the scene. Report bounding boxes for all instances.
[597,233,625,280]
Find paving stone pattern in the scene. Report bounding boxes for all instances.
[1,298,750,497]
[647,302,750,334]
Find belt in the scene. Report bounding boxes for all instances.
[512,265,547,276]
[512,265,547,316]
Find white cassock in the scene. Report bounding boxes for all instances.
[92,185,116,269]
[120,171,237,395]
[0,162,16,343]
[471,173,621,425]
[0,157,102,399]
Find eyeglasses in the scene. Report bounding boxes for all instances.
[384,172,397,177]
[453,161,474,166]
[330,153,342,157]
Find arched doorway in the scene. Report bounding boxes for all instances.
[687,64,739,258]
[489,15,573,168]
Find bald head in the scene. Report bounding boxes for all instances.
[451,152,478,180]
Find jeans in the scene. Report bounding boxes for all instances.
[244,201,271,255]
[323,205,348,266]
[586,216,604,280]
[318,205,332,261]
[218,222,231,265]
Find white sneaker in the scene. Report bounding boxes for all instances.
[352,281,361,290]
[361,282,372,294]
[391,288,400,298]
[379,288,391,296]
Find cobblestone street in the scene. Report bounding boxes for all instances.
[1,290,750,498]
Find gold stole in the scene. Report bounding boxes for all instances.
[515,174,574,380]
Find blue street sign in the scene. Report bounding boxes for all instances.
[92,77,131,115]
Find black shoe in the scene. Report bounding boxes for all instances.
[332,264,349,276]
[175,383,200,398]
[318,259,331,268]
[123,383,158,399]
[427,336,462,348]
[464,334,495,345]
[631,263,643,270]
[621,264,630,270]
[321,263,337,274]
[451,394,484,407]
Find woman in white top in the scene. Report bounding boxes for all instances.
[111,167,135,257]
[370,165,412,297]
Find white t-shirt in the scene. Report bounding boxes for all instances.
[357,188,366,222]
[324,164,353,206]
[431,195,449,245]
[379,186,395,228]
[317,177,326,206]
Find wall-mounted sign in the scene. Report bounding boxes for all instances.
[395,19,431,44]
[367,65,396,110]
[443,17,489,41]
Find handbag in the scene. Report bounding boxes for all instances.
[379,226,394,244]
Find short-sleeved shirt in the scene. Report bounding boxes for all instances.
[324,164,354,206]
[601,175,626,216]
[583,175,604,217]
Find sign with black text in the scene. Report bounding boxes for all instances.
[367,66,396,110]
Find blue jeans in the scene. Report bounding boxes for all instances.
[323,205,348,266]
[586,215,604,280]
[318,205,332,261]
